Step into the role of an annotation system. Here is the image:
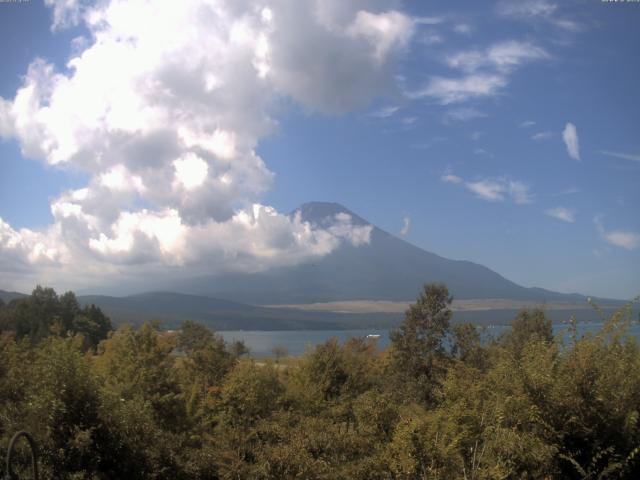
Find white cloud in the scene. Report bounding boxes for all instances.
[443,107,485,123]
[453,24,472,35]
[414,16,444,26]
[562,123,580,161]
[496,0,582,31]
[531,131,553,140]
[550,19,582,32]
[347,10,414,64]
[324,212,373,247]
[552,186,579,196]
[496,0,557,19]
[173,153,209,190]
[602,231,640,251]
[419,33,443,45]
[44,0,84,31]
[414,41,547,104]
[0,0,411,288]
[507,180,534,204]
[465,180,505,202]
[442,173,533,204]
[416,74,507,104]
[474,148,494,158]
[440,173,462,184]
[594,216,640,251]
[400,216,411,236]
[445,41,549,73]
[599,150,640,163]
[369,105,400,118]
[519,120,536,128]
[545,207,575,223]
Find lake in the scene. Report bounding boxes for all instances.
[220,322,640,357]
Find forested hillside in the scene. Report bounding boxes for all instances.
[1,285,639,479]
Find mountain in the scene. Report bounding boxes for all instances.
[169,202,602,305]
[4,202,624,331]
[0,289,28,303]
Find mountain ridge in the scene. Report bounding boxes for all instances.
[165,201,605,304]
[292,201,595,300]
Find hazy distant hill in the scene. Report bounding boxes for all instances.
[0,290,27,303]
[1,288,401,330]
[75,291,401,330]
[77,291,624,331]
[1,288,625,331]
[170,202,605,305]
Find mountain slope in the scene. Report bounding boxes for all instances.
[170,202,596,304]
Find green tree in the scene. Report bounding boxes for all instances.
[0,336,119,479]
[303,338,349,402]
[177,320,238,421]
[451,322,489,370]
[501,308,553,355]
[0,287,111,348]
[389,283,453,405]
[93,323,185,432]
[212,361,284,478]
[73,303,112,348]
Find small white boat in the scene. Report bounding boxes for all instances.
[366,334,381,338]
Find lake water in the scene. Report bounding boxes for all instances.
[219,322,640,357]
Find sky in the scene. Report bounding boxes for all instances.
[0,0,638,299]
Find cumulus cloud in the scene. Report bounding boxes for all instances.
[400,216,411,236]
[545,207,575,223]
[0,0,412,289]
[442,173,533,204]
[594,216,640,251]
[563,122,580,161]
[44,0,85,31]
[323,213,373,247]
[413,41,547,104]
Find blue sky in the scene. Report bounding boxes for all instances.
[0,0,638,299]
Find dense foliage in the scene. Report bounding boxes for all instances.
[1,284,639,479]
